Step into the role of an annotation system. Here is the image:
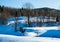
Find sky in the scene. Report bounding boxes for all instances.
[0,0,60,9]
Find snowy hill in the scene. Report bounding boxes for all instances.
[0,17,60,38]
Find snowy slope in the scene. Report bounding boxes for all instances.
[0,23,60,37]
[0,34,60,42]
[0,16,60,38]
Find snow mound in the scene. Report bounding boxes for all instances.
[26,32,37,37]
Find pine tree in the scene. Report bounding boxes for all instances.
[1,6,4,12]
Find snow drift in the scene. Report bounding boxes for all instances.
[0,34,60,42]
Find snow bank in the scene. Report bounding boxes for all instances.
[24,27,59,37]
[0,34,60,42]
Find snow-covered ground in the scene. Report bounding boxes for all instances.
[0,17,60,37]
[5,16,57,25]
[0,34,60,42]
[0,16,60,42]
[6,20,27,25]
[24,27,59,36]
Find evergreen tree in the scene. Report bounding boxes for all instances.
[0,5,4,12]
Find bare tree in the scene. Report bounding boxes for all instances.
[14,11,18,32]
[56,16,59,22]
[22,2,34,27]
[22,3,34,9]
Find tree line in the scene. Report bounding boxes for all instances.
[0,6,60,24]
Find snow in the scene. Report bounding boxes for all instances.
[24,27,59,34]
[26,32,37,37]
[24,27,59,37]
[0,16,60,41]
[5,16,57,25]
[0,34,60,42]
[24,27,59,30]
[6,19,28,25]
[0,22,60,37]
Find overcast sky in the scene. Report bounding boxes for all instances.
[0,0,60,9]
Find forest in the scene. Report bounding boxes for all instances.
[0,6,60,22]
